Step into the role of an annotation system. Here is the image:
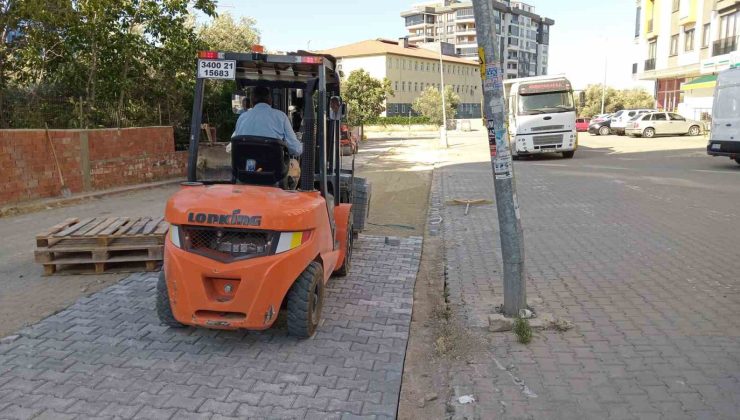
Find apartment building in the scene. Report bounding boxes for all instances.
[633,0,739,118]
[400,0,554,79]
[321,38,483,118]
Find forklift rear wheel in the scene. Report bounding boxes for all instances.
[156,272,185,328]
[287,261,324,338]
[334,216,353,277]
[352,177,371,236]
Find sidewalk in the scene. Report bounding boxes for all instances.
[435,132,740,419]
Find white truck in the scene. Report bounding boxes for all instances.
[504,75,578,159]
[707,67,740,166]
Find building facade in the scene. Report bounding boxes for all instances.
[400,0,553,79]
[321,39,483,118]
[633,0,739,119]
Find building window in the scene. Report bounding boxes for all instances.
[670,34,679,56]
[685,28,695,52]
[702,23,711,48]
[395,81,399,91]
[672,0,679,12]
[402,81,406,91]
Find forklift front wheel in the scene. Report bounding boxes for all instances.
[287,261,325,338]
[156,272,185,328]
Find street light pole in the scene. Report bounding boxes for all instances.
[438,44,449,148]
[472,0,526,317]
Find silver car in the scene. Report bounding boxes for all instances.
[625,112,703,138]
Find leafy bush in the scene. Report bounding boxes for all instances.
[366,116,432,126]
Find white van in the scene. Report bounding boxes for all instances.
[610,109,656,135]
[707,67,740,165]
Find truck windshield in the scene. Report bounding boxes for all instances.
[518,92,574,115]
[715,86,740,119]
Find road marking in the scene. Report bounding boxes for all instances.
[694,170,740,175]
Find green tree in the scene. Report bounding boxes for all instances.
[412,85,460,126]
[343,69,394,137]
[198,12,260,52]
[579,84,656,117]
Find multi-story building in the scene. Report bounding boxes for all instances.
[400,0,554,79]
[321,38,483,118]
[633,0,739,118]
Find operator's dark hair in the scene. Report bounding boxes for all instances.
[252,86,271,105]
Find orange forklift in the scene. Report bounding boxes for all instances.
[157,50,369,337]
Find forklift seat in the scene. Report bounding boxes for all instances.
[231,135,290,186]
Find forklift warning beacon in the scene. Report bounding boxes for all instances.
[157,49,371,338]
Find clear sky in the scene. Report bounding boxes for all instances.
[218,0,651,90]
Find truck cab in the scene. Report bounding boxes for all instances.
[505,76,578,159]
[707,67,740,165]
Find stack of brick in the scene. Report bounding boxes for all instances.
[0,127,187,205]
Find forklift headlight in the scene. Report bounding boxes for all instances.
[170,225,182,248]
[275,231,312,254]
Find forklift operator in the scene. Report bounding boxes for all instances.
[232,86,303,156]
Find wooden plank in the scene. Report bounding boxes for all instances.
[124,217,151,236]
[99,218,130,236]
[153,220,170,235]
[54,218,95,237]
[113,218,141,236]
[142,217,164,235]
[38,241,162,253]
[37,218,79,239]
[74,218,109,237]
[84,218,117,237]
[41,253,160,265]
[42,260,160,276]
[43,265,56,276]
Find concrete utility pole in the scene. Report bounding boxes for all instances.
[438,45,449,148]
[471,0,526,317]
[601,54,608,114]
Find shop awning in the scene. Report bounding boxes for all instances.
[681,74,717,91]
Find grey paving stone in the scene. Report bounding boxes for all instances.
[434,145,740,419]
[0,236,420,419]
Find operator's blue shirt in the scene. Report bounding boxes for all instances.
[232,103,303,156]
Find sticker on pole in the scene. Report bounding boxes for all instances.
[483,64,503,92]
[494,156,513,179]
[198,59,236,80]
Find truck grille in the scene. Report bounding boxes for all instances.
[531,125,564,132]
[533,134,563,146]
[181,226,274,263]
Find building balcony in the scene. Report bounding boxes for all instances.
[456,15,475,23]
[645,58,656,71]
[713,36,738,57]
[456,28,477,36]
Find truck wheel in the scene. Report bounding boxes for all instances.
[157,272,185,328]
[643,127,655,138]
[334,216,353,277]
[688,125,701,136]
[562,151,575,159]
[352,177,371,236]
[599,126,610,136]
[512,155,520,160]
[287,261,324,338]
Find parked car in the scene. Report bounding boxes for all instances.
[625,112,703,138]
[590,113,612,124]
[610,109,656,135]
[588,117,612,136]
[576,118,591,132]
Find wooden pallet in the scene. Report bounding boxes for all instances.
[35,217,169,275]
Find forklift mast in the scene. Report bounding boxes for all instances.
[186,50,342,203]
